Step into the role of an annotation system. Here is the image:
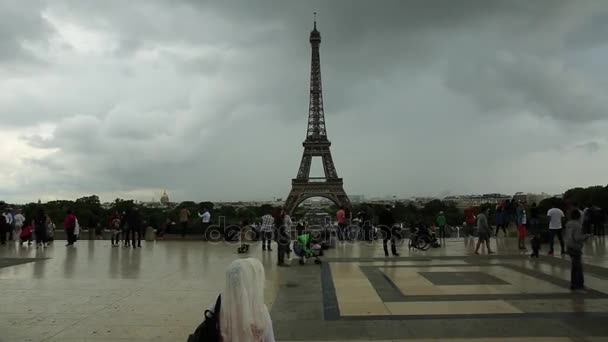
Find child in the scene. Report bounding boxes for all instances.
[530,232,541,258]
[20,225,33,246]
[565,210,591,290]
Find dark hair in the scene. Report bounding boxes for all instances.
[67,209,73,215]
[570,209,581,220]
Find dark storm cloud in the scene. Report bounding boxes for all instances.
[2,0,608,203]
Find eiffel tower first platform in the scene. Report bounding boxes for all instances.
[284,17,351,215]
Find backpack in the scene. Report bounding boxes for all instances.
[188,295,221,342]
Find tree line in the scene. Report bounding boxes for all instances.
[2,185,608,230]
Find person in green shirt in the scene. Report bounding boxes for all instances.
[436,211,447,244]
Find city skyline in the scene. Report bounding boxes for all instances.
[2,1,608,204]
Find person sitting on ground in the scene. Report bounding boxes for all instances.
[198,258,275,342]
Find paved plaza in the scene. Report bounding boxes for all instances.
[1,237,608,341]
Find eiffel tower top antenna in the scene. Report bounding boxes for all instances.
[313,12,317,30]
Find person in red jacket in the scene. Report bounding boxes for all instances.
[64,210,77,246]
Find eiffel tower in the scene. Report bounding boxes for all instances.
[285,16,351,215]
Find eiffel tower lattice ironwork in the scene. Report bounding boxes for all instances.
[285,17,351,215]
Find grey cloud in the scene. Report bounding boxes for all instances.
[444,52,608,123]
[3,0,608,203]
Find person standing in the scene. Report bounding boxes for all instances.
[464,208,476,237]
[475,209,494,254]
[283,209,293,259]
[336,207,347,241]
[64,210,77,246]
[436,211,447,244]
[1,207,12,245]
[495,205,507,237]
[197,208,211,240]
[516,202,527,250]
[547,205,566,255]
[34,209,47,248]
[109,211,122,247]
[276,209,290,267]
[45,214,55,244]
[379,205,399,257]
[13,210,25,242]
[260,211,274,252]
[127,207,142,248]
[564,210,591,290]
[179,206,191,238]
[529,202,540,235]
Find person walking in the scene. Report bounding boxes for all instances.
[13,210,25,241]
[336,207,347,241]
[436,211,447,244]
[64,210,77,246]
[33,209,47,248]
[565,210,591,290]
[198,208,211,240]
[179,206,191,238]
[516,202,527,250]
[464,208,476,237]
[495,205,507,237]
[475,209,494,255]
[260,211,274,252]
[379,205,399,257]
[547,205,566,255]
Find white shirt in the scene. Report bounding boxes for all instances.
[547,208,565,230]
[198,211,211,223]
[2,213,13,225]
[14,214,25,226]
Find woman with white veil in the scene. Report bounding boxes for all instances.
[220,258,275,342]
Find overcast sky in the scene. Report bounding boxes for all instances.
[2,0,608,204]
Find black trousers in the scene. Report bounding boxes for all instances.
[495,224,507,236]
[123,229,131,246]
[35,228,46,244]
[337,223,347,241]
[66,227,76,245]
[0,224,7,244]
[549,229,565,253]
[568,249,584,289]
[438,225,446,240]
[131,227,142,247]
[262,231,273,248]
[277,242,289,264]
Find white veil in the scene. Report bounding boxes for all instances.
[220,258,271,342]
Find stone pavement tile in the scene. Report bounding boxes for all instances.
[385,300,521,315]
[509,298,608,313]
[562,316,608,337]
[0,323,72,342]
[392,338,574,342]
[274,320,373,341]
[46,324,190,341]
[272,302,324,321]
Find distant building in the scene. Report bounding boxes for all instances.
[444,193,511,209]
[512,192,551,204]
[160,191,170,206]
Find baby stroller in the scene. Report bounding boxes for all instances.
[293,231,323,265]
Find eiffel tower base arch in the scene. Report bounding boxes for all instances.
[285,180,351,215]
